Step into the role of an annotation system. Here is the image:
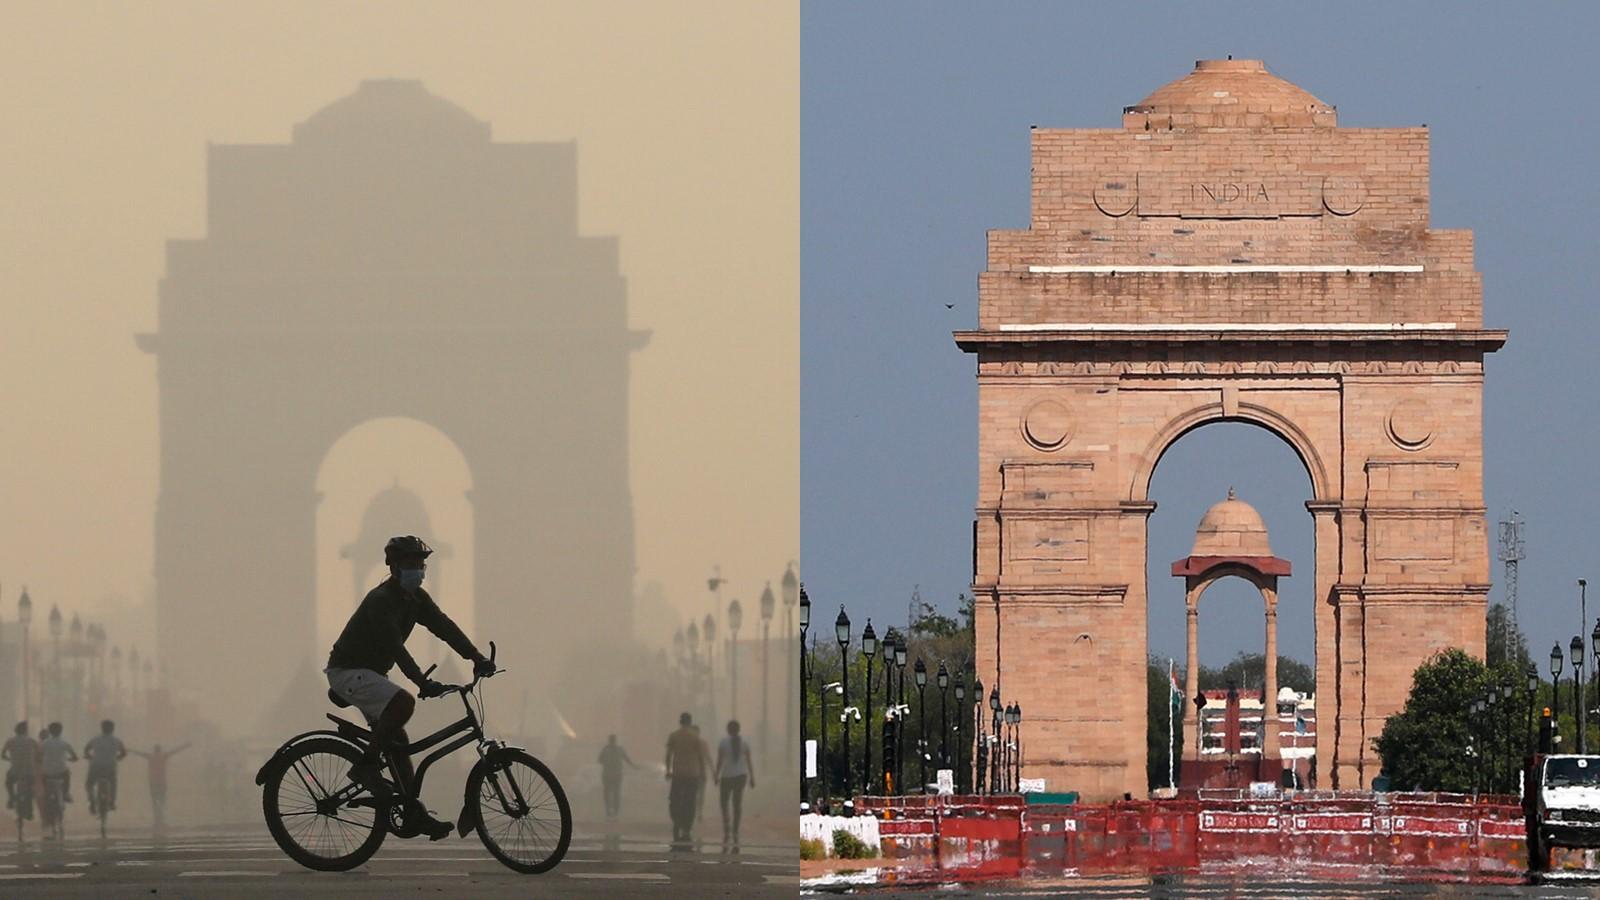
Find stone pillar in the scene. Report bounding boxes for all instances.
[1262,588,1280,764]
[1185,588,1201,761]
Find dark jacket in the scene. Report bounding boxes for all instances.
[327,577,479,684]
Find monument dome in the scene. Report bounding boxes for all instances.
[1124,59,1336,129]
[1189,488,1273,557]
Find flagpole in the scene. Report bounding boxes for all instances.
[1168,658,1177,791]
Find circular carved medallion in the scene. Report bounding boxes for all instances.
[1322,176,1366,216]
[1022,400,1073,452]
[1386,399,1437,451]
[1093,176,1137,217]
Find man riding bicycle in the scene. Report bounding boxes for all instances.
[40,722,77,806]
[325,534,492,841]
[83,720,126,815]
[3,722,38,816]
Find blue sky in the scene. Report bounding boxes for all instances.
[802,2,1600,670]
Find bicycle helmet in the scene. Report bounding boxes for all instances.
[384,534,434,565]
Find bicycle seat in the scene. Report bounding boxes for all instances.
[328,688,353,709]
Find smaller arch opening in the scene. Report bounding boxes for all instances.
[314,417,475,665]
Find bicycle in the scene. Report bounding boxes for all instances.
[255,643,571,873]
[39,775,64,842]
[11,777,34,843]
[91,776,111,839]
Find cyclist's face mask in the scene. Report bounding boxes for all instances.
[398,567,425,590]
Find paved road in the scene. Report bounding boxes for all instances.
[1,822,797,897]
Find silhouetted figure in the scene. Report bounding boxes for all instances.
[324,534,492,841]
[714,719,755,852]
[3,722,37,817]
[83,720,126,814]
[40,722,77,805]
[130,743,190,828]
[597,734,637,820]
[665,712,708,846]
[693,724,711,824]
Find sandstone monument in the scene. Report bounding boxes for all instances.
[957,59,1506,800]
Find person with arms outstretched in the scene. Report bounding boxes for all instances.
[83,720,126,815]
[130,742,190,827]
[325,534,492,841]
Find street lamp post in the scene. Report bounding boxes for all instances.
[1485,688,1498,794]
[914,657,928,793]
[834,606,850,800]
[820,676,833,806]
[728,599,744,725]
[703,613,717,726]
[760,582,774,761]
[937,661,949,773]
[1552,642,1565,749]
[988,686,1002,792]
[881,630,895,791]
[1012,704,1024,790]
[687,621,701,721]
[894,638,908,791]
[952,674,965,793]
[1469,696,1484,794]
[48,605,62,719]
[1591,618,1600,754]
[992,704,1004,787]
[1501,675,1515,794]
[1573,635,1586,754]
[708,567,724,723]
[17,588,33,723]
[799,585,810,796]
[972,677,984,793]
[1527,665,1540,760]
[783,564,798,769]
[860,621,877,795]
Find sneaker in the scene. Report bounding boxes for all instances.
[420,812,452,841]
[348,761,392,799]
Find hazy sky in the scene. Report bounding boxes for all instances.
[0,1,797,658]
[802,2,1600,671]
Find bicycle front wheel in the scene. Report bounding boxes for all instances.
[468,750,571,873]
[262,737,386,871]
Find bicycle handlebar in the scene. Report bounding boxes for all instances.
[427,640,503,695]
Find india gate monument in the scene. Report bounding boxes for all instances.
[957,60,1506,800]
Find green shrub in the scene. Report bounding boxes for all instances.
[800,838,824,860]
[831,828,875,859]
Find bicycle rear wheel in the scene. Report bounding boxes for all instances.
[262,737,386,871]
[468,750,571,873]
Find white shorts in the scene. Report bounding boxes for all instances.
[325,667,403,724]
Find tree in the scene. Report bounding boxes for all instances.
[1486,602,1532,671]
[1198,652,1315,697]
[1374,648,1514,792]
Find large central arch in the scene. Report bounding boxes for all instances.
[956,59,1505,800]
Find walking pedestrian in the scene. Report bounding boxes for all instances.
[597,734,638,821]
[714,719,755,852]
[664,712,708,847]
[692,723,711,824]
